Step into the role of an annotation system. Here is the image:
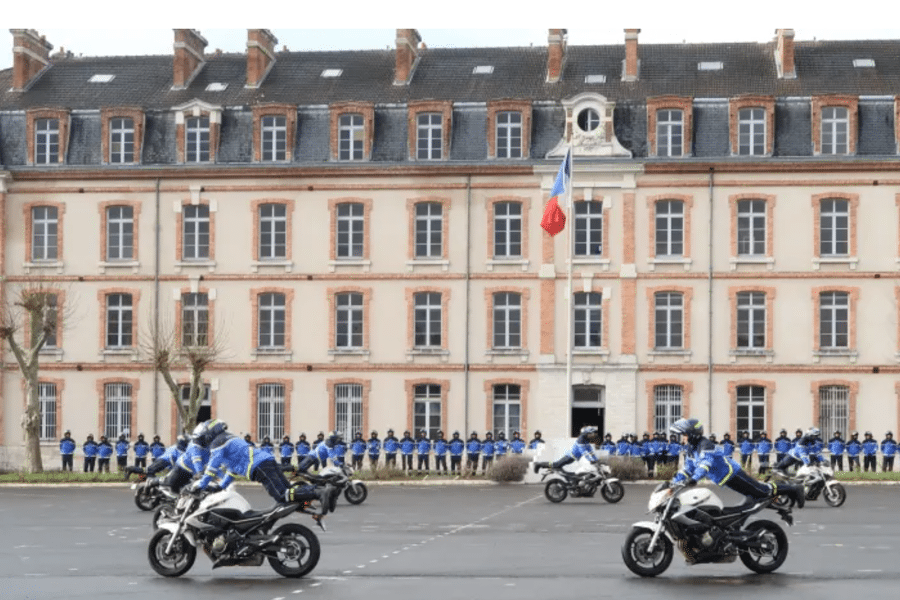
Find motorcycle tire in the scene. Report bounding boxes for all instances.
[772,494,791,509]
[267,523,321,578]
[738,520,789,574]
[601,481,625,504]
[148,529,196,577]
[621,526,673,577]
[344,483,368,505]
[134,487,160,512]
[152,503,176,530]
[823,483,846,507]
[544,480,567,503]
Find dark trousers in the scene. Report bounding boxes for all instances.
[466,454,479,472]
[252,458,316,504]
[116,456,127,471]
[368,454,380,469]
[98,458,111,473]
[740,454,752,469]
[775,453,786,464]
[645,457,656,476]
[281,457,293,467]
[146,457,170,477]
[883,456,895,472]
[864,455,877,471]
[352,455,364,470]
[773,454,802,472]
[450,456,462,472]
[134,457,147,468]
[385,453,397,468]
[162,465,194,493]
[482,456,493,472]
[435,455,448,473]
[848,456,860,471]
[831,455,844,471]
[758,457,770,475]
[61,454,73,471]
[417,455,429,472]
[401,454,414,471]
[551,455,575,470]
[725,469,773,500]
[83,457,96,472]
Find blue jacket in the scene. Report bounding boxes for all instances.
[629,441,642,457]
[279,441,294,458]
[383,436,399,454]
[616,438,631,456]
[148,445,182,476]
[756,438,773,455]
[787,442,812,466]
[449,438,465,456]
[115,439,129,457]
[828,437,846,455]
[564,435,597,463]
[59,437,76,455]
[351,438,367,456]
[600,440,616,455]
[667,441,683,457]
[83,440,98,458]
[739,439,755,455]
[510,438,526,453]
[528,438,545,450]
[774,436,792,454]
[366,437,381,455]
[177,443,211,475]
[881,439,897,456]
[314,442,330,465]
[434,437,449,455]
[482,439,495,457]
[863,438,879,456]
[638,439,650,457]
[399,436,416,455]
[466,438,482,455]
[495,439,509,455]
[200,436,273,489]
[720,439,735,457]
[416,437,432,455]
[134,440,150,458]
[672,439,742,486]
[260,440,275,453]
[846,438,862,457]
[97,440,114,459]
[150,441,166,459]
[330,442,347,466]
[295,440,310,456]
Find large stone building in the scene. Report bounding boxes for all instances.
[2,27,900,465]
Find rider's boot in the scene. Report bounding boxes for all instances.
[532,461,549,474]
[782,483,806,508]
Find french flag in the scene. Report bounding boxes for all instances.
[540,149,571,237]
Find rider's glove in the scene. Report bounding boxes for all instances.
[206,483,222,494]
[189,480,205,493]
[684,478,697,487]
[146,477,159,487]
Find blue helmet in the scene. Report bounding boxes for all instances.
[191,419,228,448]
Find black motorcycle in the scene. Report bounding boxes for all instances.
[535,460,624,503]
[125,468,176,511]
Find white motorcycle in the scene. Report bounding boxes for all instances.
[768,462,846,507]
[536,459,624,504]
[289,463,368,505]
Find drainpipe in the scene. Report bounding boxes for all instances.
[464,175,472,434]
[707,168,714,429]
[153,178,161,434]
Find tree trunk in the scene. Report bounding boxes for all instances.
[21,368,43,473]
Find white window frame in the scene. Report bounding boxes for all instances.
[334,383,363,436]
[574,201,603,257]
[656,109,683,157]
[258,292,286,349]
[655,200,684,258]
[414,202,442,259]
[338,113,364,161]
[43,294,58,349]
[737,199,766,256]
[336,202,364,259]
[654,292,683,350]
[492,384,521,440]
[181,292,209,347]
[577,108,601,132]
[818,385,849,435]
[414,291,442,348]
[259,203,287,260]
[496,111,522,159]
[39,382,58,441]
[182,204,210,260]
[493,201,522,259]
[261,115,287,162]
[31,206,58,261]
[820,199,849,257]
[573,291,602,349]
[257,383,286,440]
[654,385,683,433]
[109,117,135,164]
[105,293,133,348]
[820,291,849,349]
[416,113,442,160]
[821,107,849,155]
[492,292,521,349]
[736,385,766,438]
[185,116,210,163]
[737,108,766,156]
[335,292,363,349]
[104,382,132,439]
[106,205,134,261]
[736,291,766,349]
[413,383,442,440]
[35,118,59,165]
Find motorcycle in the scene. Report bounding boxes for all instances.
[290,463,368,505]
[148,486,323,578]
[126,469,177,512]
[768,463,846,507]
[621,482,794,577]
[536,459,624,504]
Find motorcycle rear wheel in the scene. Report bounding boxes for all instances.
[134,486,160,511]
[601,481,625,504]
[739,520,789,574]
[544,480,567,503]
[148,529,196,577]
[823,483,846,507]
[267,523,321,578]
[344,483,368,505]
[621,526,673,577]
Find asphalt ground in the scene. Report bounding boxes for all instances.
[1,482,898,600]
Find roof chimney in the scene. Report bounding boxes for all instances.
[394,29,421,86]
[9,29,53,91]
[622,29,640,82]
[547,29,567,83]
[172,29,207,90]
[775,29,796,79]
[246,29,278,88]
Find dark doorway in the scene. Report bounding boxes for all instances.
[571,407,605,437]
[571,385,605,437]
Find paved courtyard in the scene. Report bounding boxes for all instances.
[1,482,898,599]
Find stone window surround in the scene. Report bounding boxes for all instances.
[173,104,222,164]
[647,194,694,266]
[100,107,144,165]
[250,286,294,353]
[405,286,451,354]
[327,286,372,353]
[405,378,451,433]
[728,285,776,356]
[27,377,65,443]
[26,108,69,166]
[407,100,453,161]
[727,379,775,436]
[95,377,140,438]
[251,198,294,268]
[811,379,858,432]
[811,95,858,156]
[328,197,373,267]
[645,378,693,435]
[326,377,371,435]
[811,285,859,355]
[30,288,66,355]
[97,288,141,353]
[571,284,611,354]
[329,101,375,161]
[97,200,142,267]
[176,198,216,263]
[484,286,531,353]
[249,378,294,440]
[729,193,776,269]
[252,103,297,163]
[811,192,859,269]
[23,200,65,271]
[174,286,216,348]
[646,285,693,353]
[483,378,530,437]
[406,196,450,267]
[486,99,532,159]
[571,193,611,264]
[169,381,218,441]
[646,96,693,158]
[728,96,775,156]
[486,195,531,268]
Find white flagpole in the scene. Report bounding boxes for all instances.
[564,149,574,438]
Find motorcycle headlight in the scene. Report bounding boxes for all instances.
[647,488,672,512]
[599,464,611,475]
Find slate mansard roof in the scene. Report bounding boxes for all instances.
[1,38,900,168]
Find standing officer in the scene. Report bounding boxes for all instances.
[295,433,311,465]
[862,431,879,472]
[449,431,465,474]
[399,430,416,473]
[260,436,274,453]
[667,433,682,467]
[433,431,449,474]
[330,434,348,467]
[528,431,545,450]
[350,431,367,471]
[97,435,113,472]
[416,430,432,474]
[366,431,381,470]
[495,432,509,460]
[792,429,804,449]
[616,433,631,457]
[655,432,668,468]
[881,431,896,472]
[638,433,652,475]
[244,434,256,448]
[846,431,862,472]
[279,435,295,468]
[133,433,150,469]
[465,431,482,474]
[59,430,76,471]
[721,433,735,459]
[756,432,773,475]
[115,433,130,472]
[828,431,846,471]
[739,431,755,470]
[383,429,399,468]
[83,434,98,472]
[510,431,526,455]
[149,435,166,461]
[481,432,496,474]
[774,429,792,464]
[600,433,616,456]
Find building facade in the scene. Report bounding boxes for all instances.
[2,27,900,465]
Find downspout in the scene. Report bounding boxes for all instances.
[464,175,472,434]
[707,167,715,429]
[153,178,161,434]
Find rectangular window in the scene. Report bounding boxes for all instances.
[414,202,442,259]
[492,292,521,349]
[106,205,134,261]
[335,292,363,349]
[259,203,287,260]
[35,118,59,164]
[338,113,364,161]
[656,109,683,157]
[574,201,603,257]
[261,115,287,161]
[109,117,135,163]
[654,385,683,433]
[736,291,766,349]
[738,108,766,156]
[820,291,849,349]
[737,199,766,256]
[654,292,683,349]
[336,202,364,259]
[820,199,849,257]
[105,293,133,348]
[496,111,522,159]
[179,384,212,428]
[655,200,684,257]
[181,293,209,347]
[257,383,286,441]
[185,116,210,163]
[334,383,363,436]
[493,201,522,258]
[182,204,210,260]
[31,206,58,261]
[414,292,442,348]
[736,385,766,438]
[416,113,442,160]
[492,384,521,439]
[104,382,132,439]
[821,107,849,155]
[818,385,849,435]
[414,384,442,440]
[573,291,602,349]
[39,382,57,441]
[42,294,58,348]
[258,292,286,348]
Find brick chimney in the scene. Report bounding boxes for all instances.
[172,29,207,90]
[9,29,53,91]
[246,29,278,88]
[547,29,567,83]
[394,29,421,86]
[775,29,796,79]
[622,29,640,82]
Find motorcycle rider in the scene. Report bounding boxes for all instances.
[862,431,879,472]
[115,433,130,472]
[434,431,449,474]
[162,437,215,493]
[145,435,189,480]
[97,435,113,472]
[481,432,495,474]
[351,431,367,471]
[880,431,896,472]
[510,431,526,455]
[310,431,342,469]
[279,435,295,468]
[366,431,381,469]
[449,431,465,474]
[772,427,820,474]
[83,434,99,472]
[383,429,399,468]
[528,430,545,450]
[828,431,846,471]
[133,433,150,469]
[846,431,862,472]
[465,431,481,474]
[59,430,76,471]
[533,426,600,472]
[756,432,773,475]
[149,435,166,461]
[311,432,326,468]
[416,429,432,474]
[774,429,792,464]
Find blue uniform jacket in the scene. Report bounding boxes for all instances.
[351,439,367,455]
[178,443,211,475]
[59,438,76,455]
[399,437,416,455]
[279,441,294,458]
[600,440,616,455]
[510,439,526,453]
[115,440,129,457]
[158,445,181,468]
[846,439,862,457]
[672,439,742,486]
[366,438,381,455]
[638,440,650,457]
[863,439,879,456]
[449,439,465,456]
[200,437,272,489]
[314,442,330,464]
[881,439,897,456]
[495,439,509,455]
[330,442,347,466]
[383,437,399,454]
[528,439,545,450]
[616,439,630,456]
[565,439,597,463]
[721,439,735,456]
[787,443,812,465]
[739,439,755,455]
[629,442,642,457]
[756,439,773,455]
[97,441,113,459]
[295,441,310,456]
[434,438,449,455]
[828,437,846,455]
[416,438,432,455]
[774,436,792,454]
[134,440,149,458]
[482,440,495,457]
[150,441,166,459]
[260,441,275,453]
[667,441,682,457]
[83,441,98,458]
[466,438,482,455]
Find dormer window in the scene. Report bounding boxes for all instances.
[35,119,59,164]
[172,100,223,164]
[576,108,600,132]
[109,118,135,164]
[185,116,210,163]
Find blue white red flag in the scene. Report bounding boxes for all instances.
[541,149,571,237]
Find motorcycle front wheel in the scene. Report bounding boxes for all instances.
[344,483,368,505]
[739,520,789,574]
[148,529,196,577]
[621,526,673,577]
[544,480,567,503]
[601,481,625,504]
[134,486,160,511]
[267,523,321,578]
[823,483,846,507]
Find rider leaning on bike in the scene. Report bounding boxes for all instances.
[771,426,821,475]
[532,425,601,473]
